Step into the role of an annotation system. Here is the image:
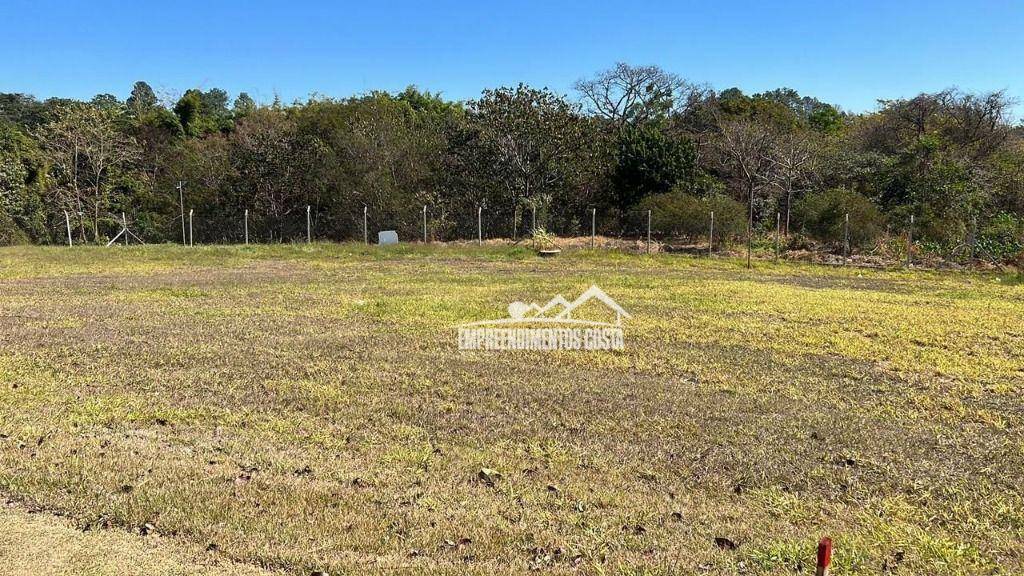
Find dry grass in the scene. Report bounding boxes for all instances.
[0,243,1022,575]
[0,504,279,575]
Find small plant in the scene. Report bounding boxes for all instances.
[531,227,558,250]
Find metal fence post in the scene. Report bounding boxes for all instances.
[775,212,780,261]
[477,206,483,245]
[177,181,186,246]
[244,209,249,245]
[363,205,368,245]
[188,209,194,247]
[843,212,850,266]
[709,211,714,258]
[64,210,72,247]
[591,208,596,249]
[306,205,311,243]
[970,215,978,261]
[646,209,652,254]
[906,214,914,267]
[746,199,753,269]
[423,205,427,243]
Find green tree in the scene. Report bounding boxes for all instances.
[230,108,328,240]
[174,88,233,136]
[233,93,257,118]
[200,88,230,118]
[611,123,696,210]
[290,89,460,239]
[809,105,843,133]
[173,90,204,137]
[848,89,1014,241]
[0,93,46,128]
[127,81,158,116]
[716,87,800,128]
[0,120,46,243]
[464,85,589,232]
[90,93,122,111]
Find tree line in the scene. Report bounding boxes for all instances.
[1,63,1022,257]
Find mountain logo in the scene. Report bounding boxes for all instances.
[457,285,629,351]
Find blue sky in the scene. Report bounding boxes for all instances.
[2,0,1022,114]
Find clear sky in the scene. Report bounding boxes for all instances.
[2,0,1022,114]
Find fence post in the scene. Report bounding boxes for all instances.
[843,212,850,266]
[775,212,780,261]
[123,212,128,246]
[746,199,753,269]
[244,209,249,245]
[188,209,194,247]
[906,214,914,267]
[363,205,368,245]
[64,210,72,247]
[306,205,311,243]
[591,208,596,249]
[970,215,977,261]
[532,204,536,234]
[646,209,652,254]
[477,206,483,245]
[709,211,714,258]
[423,205,428,243]
[177,181,186,246]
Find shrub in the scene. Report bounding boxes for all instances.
[0,209,28,245]
[704,193,748,240]
[794,188,885,248]
[638,190,702,237]
[612,124,697,210]
[977,212,1024,261]
[636,189,746,241]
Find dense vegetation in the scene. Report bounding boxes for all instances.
[2,63,1023,257]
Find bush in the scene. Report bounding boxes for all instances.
[794,188,885,249]
[704,193,748,240]
[638,190,701,237]
[612,124,697,210]
[636,189,746,241]
[977,212,1024,261]
[0,209,28,245]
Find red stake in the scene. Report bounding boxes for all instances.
[816,537,833,576]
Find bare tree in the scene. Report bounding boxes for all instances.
[715,116,775,267]
[766,130,820,234]
[944,90,1014,160]
[82,109,137,238]
[870,89,1013,160]
[672,95,719,167]
[575,63,708,132]
[37,108,88,241]
[38,103,137,242]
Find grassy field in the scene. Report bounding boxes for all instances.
[0,244,1022,575]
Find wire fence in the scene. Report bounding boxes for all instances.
[69,201,1006,271]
